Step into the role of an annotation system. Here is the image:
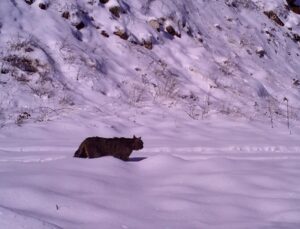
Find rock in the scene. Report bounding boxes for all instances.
[24,0,34,5]
[165,25,181,37]
[293,78,300,86]
[109,6,121,18]
[39,3,48,10]
[166,25,176,36]
[99,0,109,4]
[62,11,70,19]
[143,40,153,50]
[214,24,222,30]
[148,19,160,32]
[256,47,266,58]
[75,21,85,30]
[1,68,9,74]
[113,29,128,40]
[292,33,300,43]
[263,11,284,27]
[101,30,109,38]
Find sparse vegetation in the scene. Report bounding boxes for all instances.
[3,55,39,73]
[152,60,179,100]
[0,0,300,126]
[202,89,211,119]
[16,111,31,126]
[184,93,201,120]
[126,83,147,106]
[267,98,276,128]
[283,97,291,133]
[225,0,258,10]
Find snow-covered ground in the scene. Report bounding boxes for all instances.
[1,0,300,228]
[1,116,300,229]
[1,0,300,123]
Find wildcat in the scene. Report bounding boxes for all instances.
[74,135,143,161]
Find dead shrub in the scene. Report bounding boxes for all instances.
[225,0,258,10]
[8,38,34,52]
[16,112,31,126]
[154,69,179,99]
[4,55,38,73]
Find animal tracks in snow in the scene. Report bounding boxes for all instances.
[142,146,300,161]
[0,145,300,163]
[0,156,67,163]
[0,146,69,163]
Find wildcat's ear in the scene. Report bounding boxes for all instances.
[133,135,136,139]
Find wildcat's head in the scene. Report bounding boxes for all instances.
[132,135,144,150]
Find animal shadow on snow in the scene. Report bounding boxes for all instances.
[127,157,147,162]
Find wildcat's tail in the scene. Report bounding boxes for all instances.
[74,146,88,158]
[74,143,89,158]
[74,149,81,157]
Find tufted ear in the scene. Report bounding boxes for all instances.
[133,135,136,139]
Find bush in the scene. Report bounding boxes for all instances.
[3,55,39,73]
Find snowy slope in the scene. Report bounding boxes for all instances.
[0,0,300,125]
[1,0,300,229]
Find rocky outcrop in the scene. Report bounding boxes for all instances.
[263,11,284,26]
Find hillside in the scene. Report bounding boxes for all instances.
[0,0,300,127]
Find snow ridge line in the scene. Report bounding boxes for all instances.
[0,146,300,153]
[0,156,66,163]
[142,146,300,154]
[0,146,74,152]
